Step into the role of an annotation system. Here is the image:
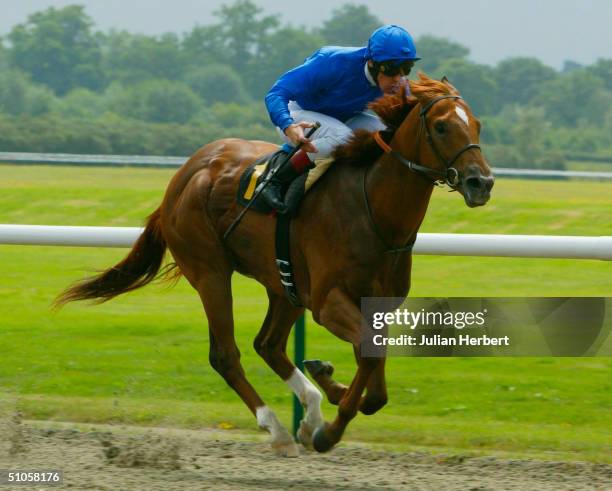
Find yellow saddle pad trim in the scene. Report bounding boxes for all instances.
[244,162,269,200]
[243,157,334,202]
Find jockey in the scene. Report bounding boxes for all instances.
[262,24,420,212]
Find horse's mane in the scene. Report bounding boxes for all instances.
[332,73,456,167]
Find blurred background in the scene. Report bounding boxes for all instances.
[1,0,611,170]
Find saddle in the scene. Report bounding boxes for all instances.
[236,149,334,306]
[237,150,333,215]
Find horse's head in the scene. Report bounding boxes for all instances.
[410,73,493,207]
[371,73,494,207]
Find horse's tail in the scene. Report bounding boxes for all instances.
[54,207,168,308]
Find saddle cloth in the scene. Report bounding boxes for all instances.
[237,149,334,215]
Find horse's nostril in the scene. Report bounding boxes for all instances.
[465,175,494,193]
[466,176,482,190]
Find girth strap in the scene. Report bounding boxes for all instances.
[275,213,302,306]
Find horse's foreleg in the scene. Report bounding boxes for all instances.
[254,291,324,448]
[312,287,383,452]
[314,355,382,453]
[198,275,299,457]
[304,349,387,414]
[360,356,388,415]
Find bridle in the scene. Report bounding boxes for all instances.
[374,95,482,189]
[365,94,482,254]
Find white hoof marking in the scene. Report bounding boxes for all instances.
[256,405,298,457]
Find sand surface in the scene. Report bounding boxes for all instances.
[1,416,610,490]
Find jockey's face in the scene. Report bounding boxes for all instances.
[376,71,404,95]
[368,60,407,95]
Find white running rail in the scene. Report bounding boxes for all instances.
[1,225,611,261]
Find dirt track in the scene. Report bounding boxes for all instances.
[1,417,610,491]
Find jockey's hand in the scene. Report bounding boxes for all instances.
[284,122,318,153]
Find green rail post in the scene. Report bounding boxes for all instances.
[292,314,305,437]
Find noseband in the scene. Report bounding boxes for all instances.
[374,95,481,188]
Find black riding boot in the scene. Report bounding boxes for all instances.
[260,151,310,213]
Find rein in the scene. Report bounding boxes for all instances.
[365,94,481,254]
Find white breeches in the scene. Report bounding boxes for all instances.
[278,101,387,160]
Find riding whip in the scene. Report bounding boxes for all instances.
[223,122,321,241]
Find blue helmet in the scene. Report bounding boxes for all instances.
[367,25,420,62]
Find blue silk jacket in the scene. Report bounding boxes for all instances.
[265,46,383,131]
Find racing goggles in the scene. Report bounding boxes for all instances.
[378,60,415,77]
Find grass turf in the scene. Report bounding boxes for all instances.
[0,164,611,462]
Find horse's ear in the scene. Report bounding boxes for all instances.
[441,75,459,94]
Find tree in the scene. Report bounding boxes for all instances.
[184,64,249,105]
[0,69,55,116]
[435,59,500,115]
[545,125,605,154]
[0,70,28,115]
[8,5,104,95]
[182,0,280,97]
[536,70,609,127]
[24,84,56,116]
[415,35,470,75]
[252,27,325,99]
[510,106,552,164]
[0,40,8,69]
[101,31,186,85]
[107,80,203,124]
[182,24,229,66]
[606,107,612,135]
[483,106,565,169]
[210,0,279,72]
[204,102,271,128]
[587,58,612,90]
[562,60,583,74]
[494,57,557,107]
[479,114,514,145]
[52,88,107,119]
[319,4,382,46]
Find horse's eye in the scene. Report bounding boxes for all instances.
[434,121,447,135]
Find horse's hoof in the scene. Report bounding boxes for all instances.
[304,360,334,378]
[312,426,334,453]
[272,440,300,458]
[360,394,388,415]
[296,421,314,449]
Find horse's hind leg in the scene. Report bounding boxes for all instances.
[254,291,324,448]
[196,273,299,457]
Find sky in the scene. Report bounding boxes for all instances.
[2,0,612,69]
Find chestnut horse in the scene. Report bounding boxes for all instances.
[56,74,493,456]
